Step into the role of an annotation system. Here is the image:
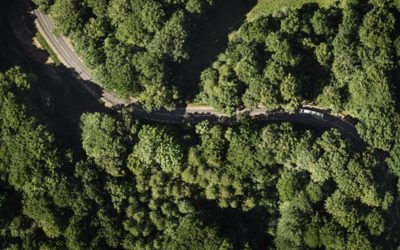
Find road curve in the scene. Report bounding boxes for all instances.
[33,10,364,146]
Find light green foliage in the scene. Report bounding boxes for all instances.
[303,215,322,248]
[319,221,346,250]
[0,67,74,247]
[129,125,183,174]
[200,0,400,155]
[346,227,373,250]
[51,0,83,35]
[22,195,62,239]
[186,0,206,14]
[364,209,385,236]
[163,215,233,250]
[325,191,359,229]
[275,192,313,249]
[359,7,395,49]
[195,121,226,167]
[141,1,165,33]
[32,0,54,12]
[199,66,242,115]
[395,0,400,10]
[315,43,333,68]
[247,0,337,21]
[311,7,340,37]
[81,113,128,176]
[355,107,398,151]
[306,182,323,203]
[7,0,400,248]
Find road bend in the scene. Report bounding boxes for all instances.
[32,10,365,147]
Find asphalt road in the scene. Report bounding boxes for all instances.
[33,10,364,146]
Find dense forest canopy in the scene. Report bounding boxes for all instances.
[33,0,219,110]
[1,66,400,249]
[198,0,400,151]
[1,0,400,249]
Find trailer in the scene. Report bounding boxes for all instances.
[298,109,325,119]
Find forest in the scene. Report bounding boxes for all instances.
[1,66,400,249]
[33,0,220,110]
[198,0,400,151]
[33,0,400,150]
[1,0,400,249]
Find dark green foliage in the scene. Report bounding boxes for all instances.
[47,0,217,110]
[1,67,399,249]
[199,1,400,151]
[6,0,400,248]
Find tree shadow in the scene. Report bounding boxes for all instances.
[5,0,108,153]
[176,0,257,101]
[195,200,271,249]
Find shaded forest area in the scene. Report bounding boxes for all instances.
[1,67,400,249]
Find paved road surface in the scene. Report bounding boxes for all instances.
[33,10,364,146]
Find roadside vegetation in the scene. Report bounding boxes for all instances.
[34,31,61,65]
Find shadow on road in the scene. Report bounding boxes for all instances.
[5,0,107,152]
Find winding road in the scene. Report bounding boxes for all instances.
[33,10,364,146]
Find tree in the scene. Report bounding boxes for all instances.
[81,113,129,177]
[315,43,333,68]
[275,192,313,249]
[22,194,63,239]
[163,215,233,250]
[325,191,359,229]
[280,74,300,105]
[128,125,183,175]
[186,0,206,14]
[346,227,373,250]
[148,11,189,62]
[195,122,226,168]
[359,7,395,50]
[277,169,303,202]
[32,0,54,12]
[311,7,340,37]
[319,221,346,250]
[51,0,84,35]
[141,1,166,33]
[364,209,385,236]
[303,215,322,249]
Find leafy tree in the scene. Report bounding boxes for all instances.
[325,191,359,229]
[364,209,385,236]
[311,7,340,37]
[303,215,322,248]
[319,221,346,250]
[148,11,188,62]
[141,1,166,33]
[81,113,129,177]
[51,0,84,35]
[163,215,233,250]
[32,0,54,12]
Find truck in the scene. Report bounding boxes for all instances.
[298,108,325,119]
